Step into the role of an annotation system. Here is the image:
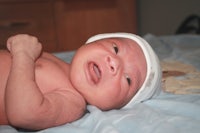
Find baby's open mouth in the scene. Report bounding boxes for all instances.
[88,62,101,84]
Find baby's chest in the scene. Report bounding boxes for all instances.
[35,60,71,93]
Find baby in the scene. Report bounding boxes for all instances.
[0,33,161,130]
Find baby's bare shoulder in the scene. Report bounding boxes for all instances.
[0,50,11,79]
[0,50,10,57]
[0,50,11,124]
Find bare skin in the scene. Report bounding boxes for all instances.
[0,34,147,130]
[0,35,86,130]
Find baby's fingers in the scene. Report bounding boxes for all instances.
[6,34,42,60]
[6,35,15,52]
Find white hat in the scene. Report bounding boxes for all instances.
[86,33,162,109]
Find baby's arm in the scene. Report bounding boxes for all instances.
[5,34,85,129]
[5,34,44,127]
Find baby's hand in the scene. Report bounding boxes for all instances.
[7,34,42,61]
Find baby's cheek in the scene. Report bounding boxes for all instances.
[106,81,122,99]
[118,78,131,100]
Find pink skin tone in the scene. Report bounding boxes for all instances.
[70,38,147,109]
[0,34,146,130]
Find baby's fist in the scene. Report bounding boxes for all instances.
[7,34,42,60]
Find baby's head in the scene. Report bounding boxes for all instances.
[70,33,161,110]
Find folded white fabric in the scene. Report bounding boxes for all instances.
[86,33,162,109]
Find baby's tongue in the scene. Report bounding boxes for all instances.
[93,64,101,79]
[89,62,101,84]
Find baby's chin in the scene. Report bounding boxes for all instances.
[87,98,126,111]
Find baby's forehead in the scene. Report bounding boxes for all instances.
[90,37,143,55]
[98,37,143,56]
[109,38,141,50]
[99,37,139,46]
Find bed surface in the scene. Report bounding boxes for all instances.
[0,34,200,133]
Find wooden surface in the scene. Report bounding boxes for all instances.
[0,0,137,52]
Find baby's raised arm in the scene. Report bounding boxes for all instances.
[5,34,86,130]
[5,35,85,130]
[5,34,45,128]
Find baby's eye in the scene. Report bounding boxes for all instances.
[126,75,131,86]
[112,43,118,54]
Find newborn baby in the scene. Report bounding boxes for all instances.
[0,33,161,130]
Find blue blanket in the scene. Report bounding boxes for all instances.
[1,34,200,133]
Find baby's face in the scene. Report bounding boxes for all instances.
[70,38,147,110]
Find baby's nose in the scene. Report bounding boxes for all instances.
[106,55,120,75]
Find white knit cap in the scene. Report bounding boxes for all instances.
[86,33,162,109]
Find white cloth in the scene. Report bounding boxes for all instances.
[86,33,162,109]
